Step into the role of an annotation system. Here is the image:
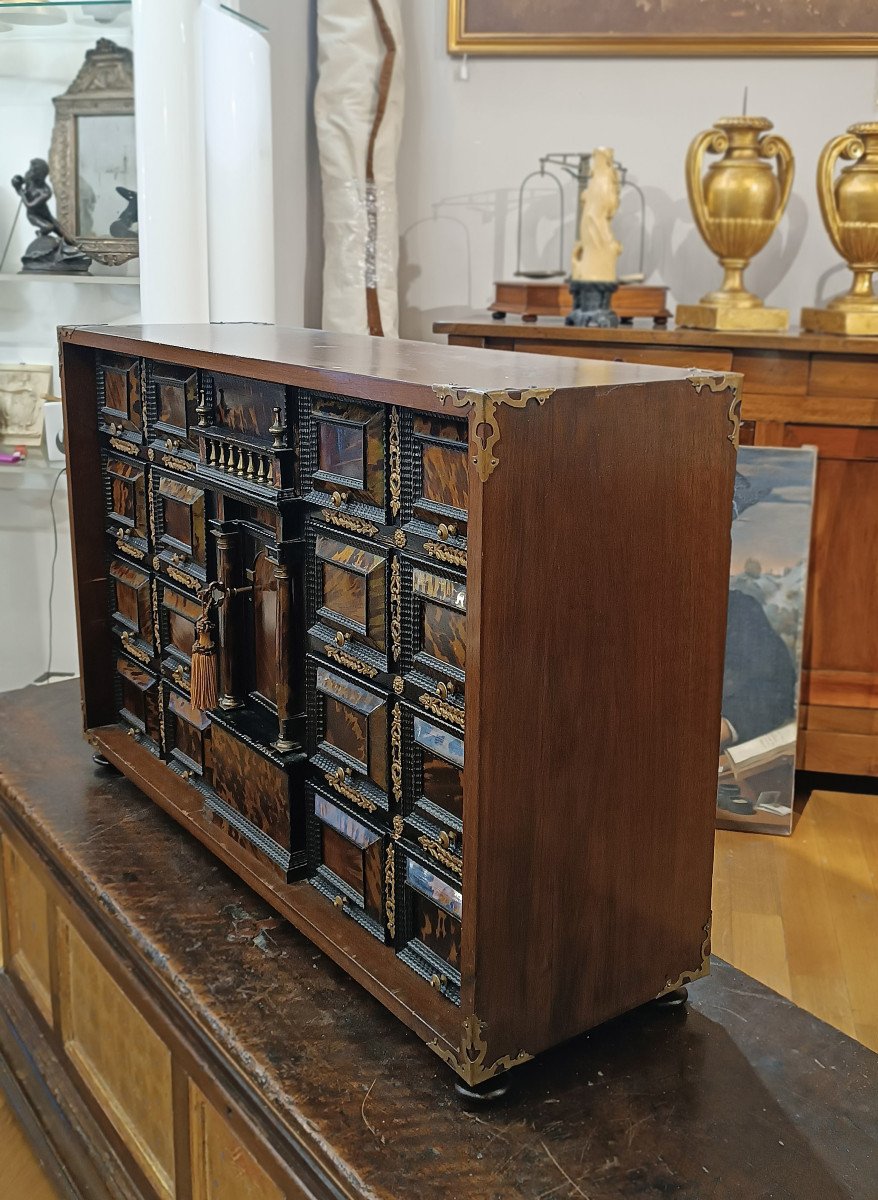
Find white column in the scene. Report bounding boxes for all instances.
[202,3,275,324]
[131,0,210,323]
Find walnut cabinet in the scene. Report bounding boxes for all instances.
[60,324,738,1087]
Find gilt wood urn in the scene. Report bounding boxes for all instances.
[676,116,794,332]
[802,122,878,336]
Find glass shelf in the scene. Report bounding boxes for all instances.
[0,272,139,285]
[0,2,130,33]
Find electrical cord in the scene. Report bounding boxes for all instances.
[42,464,68,683]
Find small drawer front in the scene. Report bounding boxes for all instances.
[160,583,201,692]
[116,655,161,749]
[166,687,211,779]
[406,704,464,835]
[302,392,387,519]
[403,559,466,715]
[153,470,209,587]
[149,362,199,453]
[105,453,149,553]
[308,526,388,673]
[398,851,462,1002]
[110,559,154,660]
[206,370,287,444]
[404,410,469,546]
[308,788,386,939]
[310,660,389,807]
[99,353,142,441]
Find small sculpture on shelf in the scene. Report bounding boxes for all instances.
[10,158,92,275]
[566,147,621,328]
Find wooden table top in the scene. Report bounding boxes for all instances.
[434,313,878,356]
[1,681,875,1200]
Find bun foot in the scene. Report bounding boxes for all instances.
[454,1075,512,1105]
[91,752,119,771]
[651,986,689,1009]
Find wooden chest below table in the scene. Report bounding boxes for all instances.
[60,323,737,1089]
[436,317,878,778]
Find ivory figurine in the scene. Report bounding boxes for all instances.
[571,148,622,283]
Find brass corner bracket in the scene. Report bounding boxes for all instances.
[656,915,712,998]
[687,371,743,450]
[428,1014,533,1087]
[432,384,555,482]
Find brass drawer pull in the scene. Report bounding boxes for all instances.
[171,664,188,685]
[330,490,349,509]
[333,894,345,909]
[430,973,448,991]
[436,681,455,700]
[334,630,351,647]
[437,523,457,541]
[438,830,451,849]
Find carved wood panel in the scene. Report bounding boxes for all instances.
[1,838,53,1023]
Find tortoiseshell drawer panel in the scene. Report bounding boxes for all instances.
[98,353,142,442]
[396,849,462,1004]
[300,391,388,522]
[403,410,469,557]
[159,582,202,693]
[308,658,389,812]
[149,361,199,455]
[307,523,390,678]
[115,655,161,751]
[402,703,463,872]
[152,469,209,589]
[165,686,212,781]
[402,557,466,720]
[104,451,149,557]
[110,558,154,663]
[307,787,387,942]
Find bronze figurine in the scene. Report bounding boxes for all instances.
[11,158,91,274]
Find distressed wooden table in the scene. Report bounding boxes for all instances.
[0,680,875,1199]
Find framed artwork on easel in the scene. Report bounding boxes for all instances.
[447,0,878,57]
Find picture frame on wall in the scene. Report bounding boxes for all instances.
[447,0,878,57]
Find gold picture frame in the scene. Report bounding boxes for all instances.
[447,0,878,57]
[49,39,138,267]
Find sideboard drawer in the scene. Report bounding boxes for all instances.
[116,655,161,750]
[403,559,467,710]
[308,527,388,673]
[105,452,149,555]
[404,411,469,547]
[301,392,387,520]
[397,851,462,1003]
[110,559,154,662]
[159,582,202,694]
[149,361,200,455]
[310,660,389,810]
[308,788,386,941]
[98,353,142,442]
[152,471,209,589]
[407,705,464,828]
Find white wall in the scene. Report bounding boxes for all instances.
[396,6,878,341]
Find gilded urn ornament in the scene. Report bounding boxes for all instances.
[801,123,878,336]
[676,116,794,331]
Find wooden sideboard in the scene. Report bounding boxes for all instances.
[2,681,877,1200]
[435,317,878,778]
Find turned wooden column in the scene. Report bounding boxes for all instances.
[273,557,294,751]
[213,528,244,710]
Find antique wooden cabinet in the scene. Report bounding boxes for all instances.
[60,324,738,1090]
[436,316,878,777]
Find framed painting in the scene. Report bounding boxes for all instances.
[716,446,817,836]
[448,0,878,57]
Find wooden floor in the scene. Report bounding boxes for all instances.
[713,782,878,1053]
[0,1090,62,1200]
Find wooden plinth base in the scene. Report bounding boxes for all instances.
[676,303,789,332]
[800,306,878,336]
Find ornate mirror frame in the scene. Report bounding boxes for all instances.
[49,39,137,267]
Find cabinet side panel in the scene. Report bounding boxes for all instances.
[60,339,115,728]
[471,379,735,1057]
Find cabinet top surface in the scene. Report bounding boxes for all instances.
[433,313,878,355]
[1,680,875,1200]
[63,322,697,396]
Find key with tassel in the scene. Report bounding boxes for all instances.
[189,581,252,713]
